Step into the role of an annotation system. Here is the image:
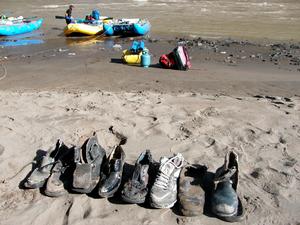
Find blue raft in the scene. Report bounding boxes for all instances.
[0,18,43,36]
[103,19,150,37]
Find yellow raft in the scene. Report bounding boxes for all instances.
[122,49,142,64]
[64,23,103,36]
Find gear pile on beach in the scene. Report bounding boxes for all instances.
[22,132,244,222]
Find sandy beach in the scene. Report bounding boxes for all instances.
[0,89,299,225]
[1,0,300,225]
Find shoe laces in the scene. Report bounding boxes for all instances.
[154,170,171,190]
[153,154,184,190]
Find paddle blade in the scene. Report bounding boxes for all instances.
[55,16,65,19]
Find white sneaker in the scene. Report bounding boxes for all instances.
[150,153,184,208]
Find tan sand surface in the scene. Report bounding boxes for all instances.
[0,90,299,225]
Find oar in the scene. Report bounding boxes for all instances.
[55,15,113,21]
[55,15,66,19]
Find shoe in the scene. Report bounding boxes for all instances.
[178,164,207,216]
[211,150,245,222]
[98,145,126,198]
[44,144,75,197]
[121,150,153,204]
[24,140,63,189]
[150,153,184,208]
[72,134,106,193]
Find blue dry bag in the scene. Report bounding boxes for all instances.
[92,10,100,20]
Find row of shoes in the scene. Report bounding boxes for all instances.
[23,133,244,222]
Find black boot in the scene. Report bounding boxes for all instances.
[211,150,245,222]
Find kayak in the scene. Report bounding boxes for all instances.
[122,49,142,64]
[103,19,150,36]
[0,18,43,36]
[64,23,103,36]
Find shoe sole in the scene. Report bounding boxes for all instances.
[150,200,177,209]
[72,185,95,194]
[24,180,45,189]
[98,181,122,198]
[121,194,145,204]
[98,189,117,198]
[44,189,67,197]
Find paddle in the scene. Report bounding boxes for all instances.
[55,15,113,21]
[55,15,66,19]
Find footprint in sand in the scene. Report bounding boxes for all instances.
[250,168,263,179]
[292,124,300,136]
[83,204,92,219]
[241,128,257,143]
[282,148,298,167]
[250,165,297,208]
[244,195,263,214]
[201,106,219,117]
[0,144,4,156]
[62,198,74,225]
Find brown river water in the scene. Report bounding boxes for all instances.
[0,0,300,50]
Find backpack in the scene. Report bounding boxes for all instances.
[172,46,191,70]
[159,52,176,69]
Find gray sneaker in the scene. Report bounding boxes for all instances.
[150,153,184,208]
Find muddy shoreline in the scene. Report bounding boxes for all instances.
[0,35,300,97]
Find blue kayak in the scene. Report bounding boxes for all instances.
[0,19,43,36]
[103,19,150,36]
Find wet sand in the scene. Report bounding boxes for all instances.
[1,37,300,97]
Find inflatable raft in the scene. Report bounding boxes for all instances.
[103,19,150,36]
[0,18,43,36]
[64,23,103,36]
